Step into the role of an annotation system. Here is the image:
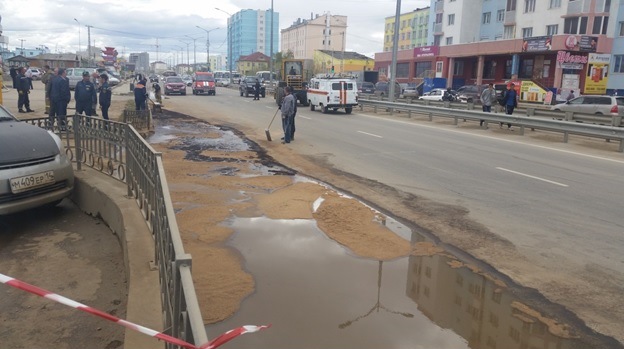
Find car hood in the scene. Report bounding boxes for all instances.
[166,82,185,86]
[0,121,59,165]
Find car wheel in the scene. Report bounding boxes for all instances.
[345,107,352,114]
[310,104,315,111]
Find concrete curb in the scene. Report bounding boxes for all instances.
[70,167,162,349]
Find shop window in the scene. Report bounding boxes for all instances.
[454,61,464,76]
[519,59,534,79]
[484,61,496,79]
[396,63,409,78]
[505,59,513,79]
[415,61,432,77]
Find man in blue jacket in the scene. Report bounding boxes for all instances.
[500,83,517,129]
[75,70,97,116]
[49,68,71,130]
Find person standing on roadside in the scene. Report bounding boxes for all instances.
[280,86,295,144]
[91,71,101,116]
[134,74,147,110]
[500,83,517,129]
[10,65,18,89]
[41,65,54,114]
[479,83,496,127]
[253,78,261,100]
[75,70,97,116]
[98,74,112,120]
[17,67,34,113]
[24,65,34,90]
[49,68,71,129]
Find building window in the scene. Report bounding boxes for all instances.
[620,22,624,36]
[435,13,443,24]
[614,55,624,73]
[522,27,533,38]
[448,14,455,26]
[434,35,442,46]
[482,12,491,24]
[396,63,409,78]
[520,58,534,78]
[454,60,464,76]
[504,25,515,39]
[604,0,611,12]
[547,24,558,35]
[563,16,589,34]
[446,37,453,45]
[497,9,505,22]
[524,0,535,12]
[415,61,432,77]
[593,16,609,35]
[549,0,561,8]
[506,0,517,11]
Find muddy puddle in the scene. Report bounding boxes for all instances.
[150,114,620,349]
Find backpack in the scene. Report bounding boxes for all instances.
[497,90,506,106]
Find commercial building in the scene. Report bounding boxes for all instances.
[375,0,617,100]
[281,13,348,60]
[607,1,624,95]
[313,50,375,75]
[229,9,280,67]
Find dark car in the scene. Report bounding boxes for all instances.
[0,105,74,215]
[358,81,375,94]
[149,74,159,83]
[374,81,401,99]
[164,76,187,95]
[239,77,265,98]
[456,85,486,104]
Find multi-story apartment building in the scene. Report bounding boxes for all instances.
[281,13,347,60]
[209,55,226,72]
[607,1,624,95]
[229,9,280,67]
[129,52,150,73]
[383,7,430,52]
[376,0,617,98]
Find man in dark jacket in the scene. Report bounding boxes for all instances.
[98,74,112,120]
[10,66,18,89]
[75,70,97,116]
[49,68,71,129]
[134,74,147,110]
[253,79,261,100]
[17,67,34,113]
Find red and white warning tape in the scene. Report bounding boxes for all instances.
[0,272,270,349]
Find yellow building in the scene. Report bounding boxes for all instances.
[383,7,430,52]
[313,50,374,75]
[236,52,270,77]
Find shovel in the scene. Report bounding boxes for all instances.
[265,108,279,141]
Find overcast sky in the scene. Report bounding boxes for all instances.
[1,0,430,63]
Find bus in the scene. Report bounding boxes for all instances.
[214,71,242,85]
[255,71,277,83]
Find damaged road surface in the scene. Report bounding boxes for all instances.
[148,110,623,349]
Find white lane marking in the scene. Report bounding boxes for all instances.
[496,167,569,187]
[357,131,383,138]
[299,115,312,120]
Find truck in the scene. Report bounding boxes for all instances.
[275,59,313,107]
[343,70,380,85]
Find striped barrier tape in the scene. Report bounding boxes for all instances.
[0,272,270,349]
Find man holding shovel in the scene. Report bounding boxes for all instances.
[280,86,295,144]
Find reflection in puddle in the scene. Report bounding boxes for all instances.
[208,217,615,349]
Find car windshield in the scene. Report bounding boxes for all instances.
[196,75,214,82]
[167,77,183,83]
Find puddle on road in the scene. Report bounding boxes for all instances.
[150,116,618,348]
[207,216,609,349]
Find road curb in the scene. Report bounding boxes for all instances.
[71,167,163,349]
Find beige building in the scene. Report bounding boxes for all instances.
[281,13,347,60]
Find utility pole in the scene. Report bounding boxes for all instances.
[196,26,219,72]
[73,18,81,65]
[86,24,93,65]
[179,40,190,74]
[19,39,25,55]
[185,35,198,72]
[389,0,401,102]
[215,7,234,84]
[269,0,274,86]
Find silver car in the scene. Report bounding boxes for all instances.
[0,106,74,215]
[551,95,624,115]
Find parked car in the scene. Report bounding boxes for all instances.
[239,76,265,98]
[0,105,74,215]
[457,84,507,104]
[26,68,42,80]
[164,76,187,95]
[66,67,97,90]
[419,88,448,101]
[358,81,375,95]
[149,74,159,83]
[192,72,216,95]
[374,81,401,99]
[401,85,419,99]
[551,95,624,115]
[216,78,230,87]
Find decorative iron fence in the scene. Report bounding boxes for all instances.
[24,113,209,348]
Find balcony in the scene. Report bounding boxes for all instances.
[567,0,585,14]
[504,10,516,26]
[435,0,443,13]
[434,23,443,34]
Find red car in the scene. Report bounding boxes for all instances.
[192,72,216,95]
[164,76,187,95]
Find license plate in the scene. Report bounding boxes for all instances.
[10,171,55,193]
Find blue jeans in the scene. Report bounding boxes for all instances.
[282,115,293,143]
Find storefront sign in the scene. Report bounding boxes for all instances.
[413,46,439,59]
[556,51,588,64]
[579,36,598,52]
[519,81,547,103]
[584,53,610,95]
[560,63,584,70]
[521,36,552,52]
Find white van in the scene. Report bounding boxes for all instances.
[307,76,359,114]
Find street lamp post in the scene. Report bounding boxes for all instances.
[73,18,81,65]
[215,7,233,84]
[196,26,219,72]
[179,40,191,74]
[185,35,198,72]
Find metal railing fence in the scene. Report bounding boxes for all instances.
[24,113,209,348]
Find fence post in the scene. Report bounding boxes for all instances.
[565,111,574,121]
[74,114,82,171]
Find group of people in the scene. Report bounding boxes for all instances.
[9,65,113,128]
[479,83,518,129]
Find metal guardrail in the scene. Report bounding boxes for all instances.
[358,99,624,152]
[25,113,209,348]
